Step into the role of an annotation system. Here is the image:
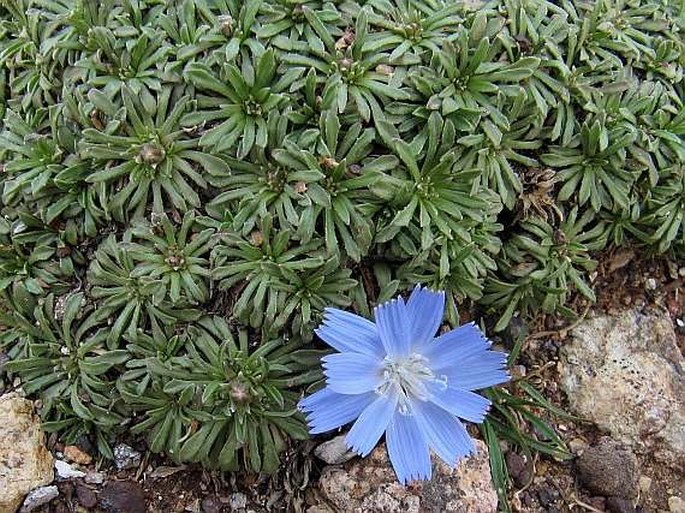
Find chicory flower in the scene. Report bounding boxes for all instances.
[299,285,509,484]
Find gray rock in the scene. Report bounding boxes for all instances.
[19,485,59,513]
[314,435,357,465]
[54,459,86,479]
[577,438,639,499]
[0,394,54,513]
[318,439,497,513]
[113,443,141,470]
[559,309,685,470]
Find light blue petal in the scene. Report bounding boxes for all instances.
[386,410,432,484]
[322,352,383,394]
[374,297,410,358]
[316,308,384,357]
[440,354,509,390]
[427,383,492,423]
[346,391,398,456]
[413,400,475,466]
[420,323,509,390]
[299,388,375,434]
[406,285,445,348]
[421,322,492,363]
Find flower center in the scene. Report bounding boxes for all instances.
[377,353,446,415]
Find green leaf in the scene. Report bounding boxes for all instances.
[186,63,235,99]
[302,7,336,52]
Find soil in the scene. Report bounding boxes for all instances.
[10,250,685,513]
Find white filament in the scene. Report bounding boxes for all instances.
[376,353,447,415]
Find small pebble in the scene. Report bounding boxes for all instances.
[669,496,685,513]
[202,495,223,513]
[186,498,201,513]
[76,483,98,509]
[568,438,588,455]
[55,459,86,479]
[229,493,247,511]
[100,481,146,513]
[84,469,106,484]
[537,484,559,507]
[638,475,652,493]
[114,443,141,470]
[577,438,639,499]
[667,262,679,279]
[645,278,657,290]
[505,451,531,488]
[64,445,93,465]
[20,486,59,513]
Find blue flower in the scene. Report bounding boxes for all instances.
[299,285,509,484]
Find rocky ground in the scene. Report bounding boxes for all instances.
[1,251,684,513]
[503,251,685,513]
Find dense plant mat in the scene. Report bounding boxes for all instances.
[0,0,684,477]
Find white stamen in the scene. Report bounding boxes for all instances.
[376,353,447,415]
